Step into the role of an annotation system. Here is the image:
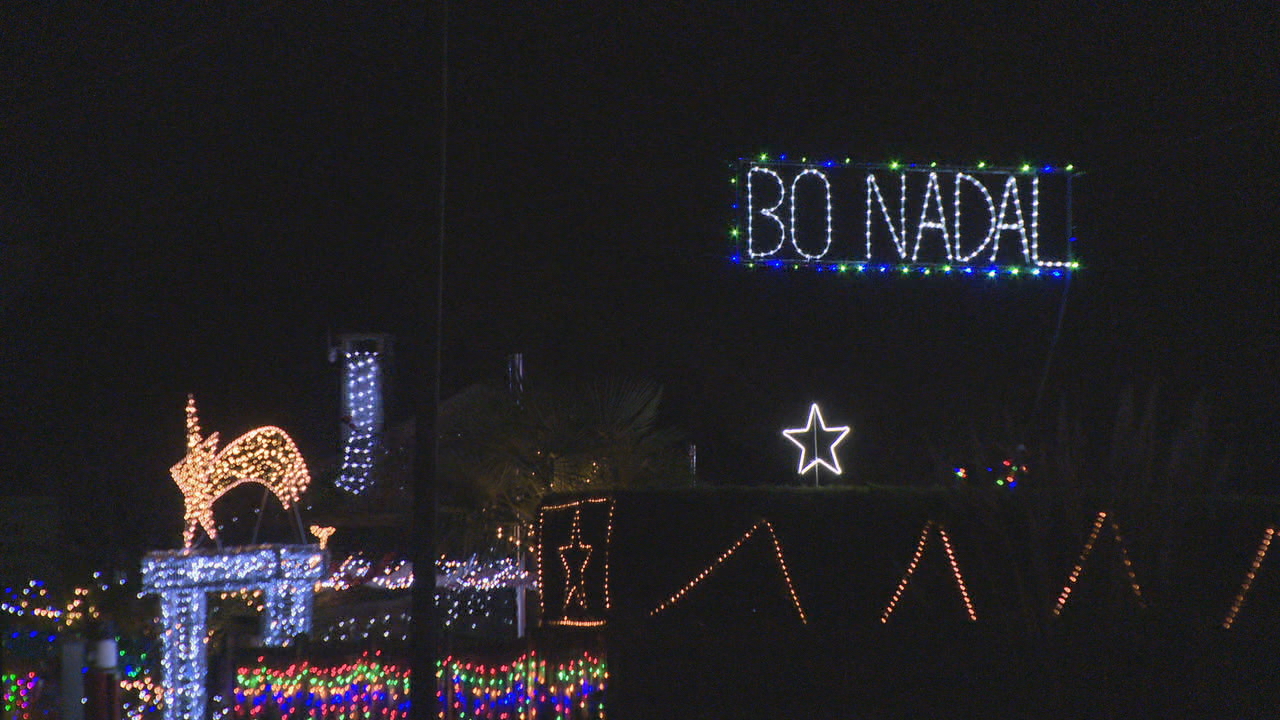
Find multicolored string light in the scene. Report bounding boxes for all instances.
[229,651,606,720]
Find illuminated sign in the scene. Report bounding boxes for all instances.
[731,157,1079,276]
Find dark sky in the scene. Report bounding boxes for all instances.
[2,3,1277,564]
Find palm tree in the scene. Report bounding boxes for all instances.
[437,376,688,555]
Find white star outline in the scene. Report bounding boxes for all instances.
[782,403,851,475]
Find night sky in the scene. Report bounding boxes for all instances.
[1,3,1277,566]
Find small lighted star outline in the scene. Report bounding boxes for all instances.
[558,509,594,613]
[782,403,851,475]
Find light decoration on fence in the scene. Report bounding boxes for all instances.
[142,544,327,720]
[732,156,1079,277]
[1222,525,1276,629]
[171,396,311,548]
[312,555,530,635]
[880,520,978,623]
[1052,510,1145,616]
[538,498,615,627]
[319,611,412,643]
[782,403,850,479]
[229,651,605,720]
[337,349,384,495]
[651,518,808,624]
[559,508,593,612]
[308,525,335,550]
[318,553,374,591]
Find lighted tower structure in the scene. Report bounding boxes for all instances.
[330,334,390,495]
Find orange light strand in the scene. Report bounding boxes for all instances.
[1109,518,1145,606]
[937,525,979,621]
[1223,526,1276,629]
[880,521,933,623]
[650,519,808,623]
[1052,510,1107,616]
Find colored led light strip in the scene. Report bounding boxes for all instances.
[231,651,605,720]
[1052,510,1144,616]
[651,519,807,623]
[880,521,978,623]
[1222,525,1276,629]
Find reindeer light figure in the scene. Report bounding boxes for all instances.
[171,395,311,548]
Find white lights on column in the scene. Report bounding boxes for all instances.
[338,348,384,495]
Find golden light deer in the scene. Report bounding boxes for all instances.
[171,395,311,548]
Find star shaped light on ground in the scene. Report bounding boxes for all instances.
[782,403,851,475]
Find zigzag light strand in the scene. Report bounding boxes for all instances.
[1109,516,1145,606]
[650,519,807,623]
[880,521,977,623]
[1222,525,1276,629]
[1052,510,1145,616]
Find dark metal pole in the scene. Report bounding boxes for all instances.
[410,0,447,716]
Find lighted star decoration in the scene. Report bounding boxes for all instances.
[171,395,312,548]
[309,525,336,550]
[558,508,594,613]
[782,403,851,476]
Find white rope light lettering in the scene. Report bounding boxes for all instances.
[865,171,908,259]
[991,175,1031,263]
[789,168,833,259]
[912,172,951,261]
[952,172,996,262]
[746,167,786,257]
[734,158,1078,275]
